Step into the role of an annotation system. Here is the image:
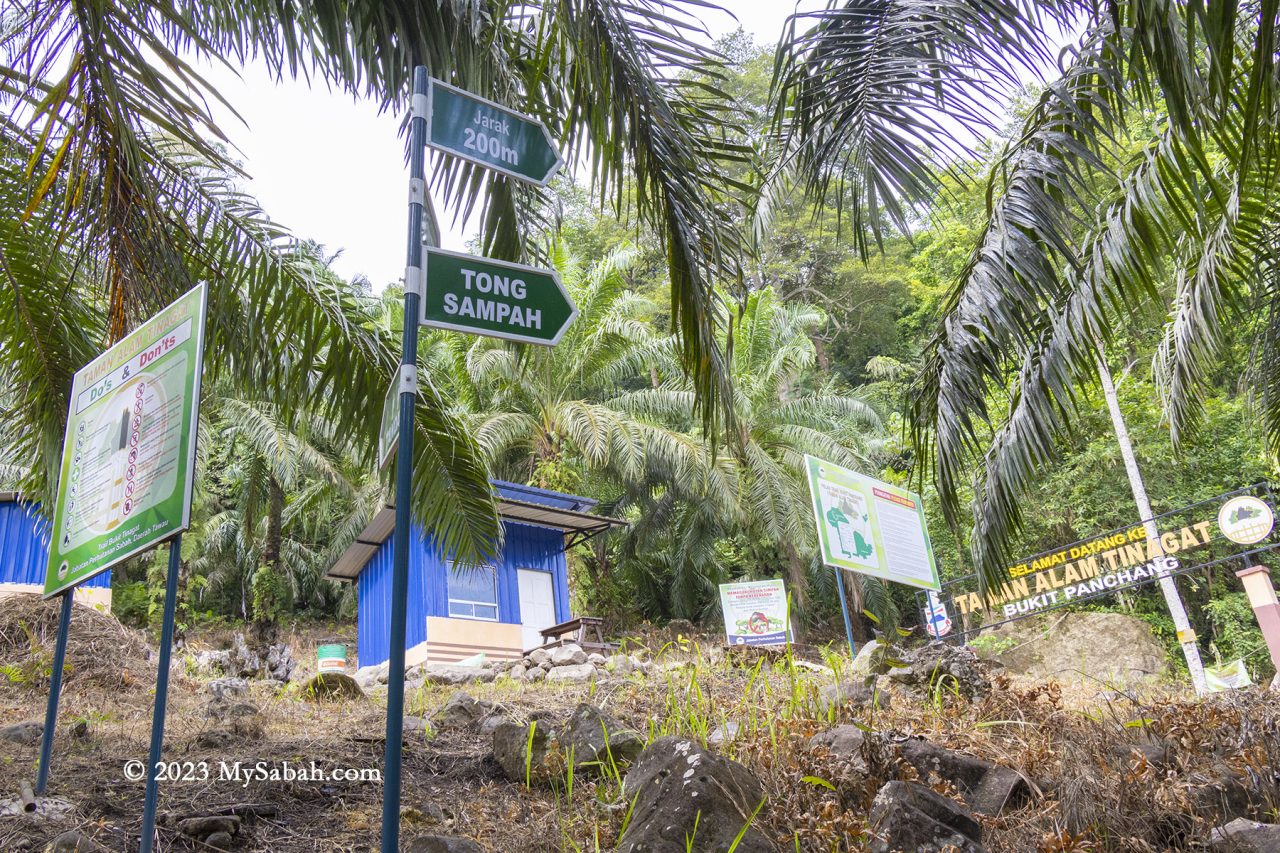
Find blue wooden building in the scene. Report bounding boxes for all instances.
[0,493,112,609]
[328,481,624,669]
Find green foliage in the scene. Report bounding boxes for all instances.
[966,634,1017,657]
[111,581,150,630]
[1203,593,1274,681]
[251,566,292,624]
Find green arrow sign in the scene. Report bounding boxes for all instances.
[426,78,562,185]
[420,247,577,345]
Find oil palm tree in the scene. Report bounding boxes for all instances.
[437,245,719,494]
[0,1,751,565]
[193,392,377,618]
[776,2,1280,588]
[616,288,885,620]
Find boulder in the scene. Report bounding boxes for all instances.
[403,716,431,734]
[177,815,241,838]
[493,720,552,784]
[974,611,1169,684]
[195,649,233,675]
[357,662,389,689]
[479,715,508,736]
[850,639,885,679]
[527,647,552,667]
[508,663,527,681]
[546,663,596,683]
[869,781,984,852]
[897,737,1028,816]
[818,680,891,715]
[204,832,234,851]
[606,653,633,675]
[200,698,260,720]
[408,664,492,686]
[407,836,486,853]
[302,672,364,700]
[809,726,868,773]
[1187,764,1270,823]
[708,721,741,747]
[561,704,644,773]
[1210,818,1280,851]
[208,677,249,700]
[664,618,698,642]
[0,721,43,745]
[45,832,108,853]
[432,692,498,731]
[618,737,778,853]
[526,666,547,683]
[550,644,588,666]
[587,652,608,666]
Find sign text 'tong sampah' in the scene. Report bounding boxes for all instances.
[420,247,578,346]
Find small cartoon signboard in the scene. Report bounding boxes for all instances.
[922,589,952,638]
[719,579,789,647]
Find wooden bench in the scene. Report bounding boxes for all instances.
[538,616,615,653]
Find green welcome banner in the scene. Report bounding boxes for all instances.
[804,454,941,591]
[44,284,208,597]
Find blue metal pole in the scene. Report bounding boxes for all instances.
[34,591,73,794]
[139,535,182,853]
[834,567,858,661]
[381,65,429,853]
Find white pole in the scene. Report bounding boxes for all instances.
[1095,342,1208,694]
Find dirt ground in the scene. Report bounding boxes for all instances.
[2,597,1278,852]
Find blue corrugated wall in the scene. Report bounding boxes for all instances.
[0,499,110,589]
[356,520,570,668]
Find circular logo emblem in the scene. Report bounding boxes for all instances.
[57,561,69,580]
[1218,496,1275,545]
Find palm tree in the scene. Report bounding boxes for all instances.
[0,2,752,562]
[776,3,1280,588]
[616,288,885,622]
[192,392,376,619]
[438,245,717,493]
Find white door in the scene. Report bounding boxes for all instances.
[517,569,557,651]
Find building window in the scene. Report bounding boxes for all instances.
[447,563,498,621]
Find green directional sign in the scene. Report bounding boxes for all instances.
[426,78,562,186]
[378,368,402,470]
[421,247,577,346]
[45,284,208,598]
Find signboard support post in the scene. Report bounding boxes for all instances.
[381,65,430,853]
[833,569,858,661]
[34,592,72,794]
[139,536,182,853]
[1096,345,1207,694]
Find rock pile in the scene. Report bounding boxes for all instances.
[195,632,296,682]
[354,643,651,690]
[850,640,991,701]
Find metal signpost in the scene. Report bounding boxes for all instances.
[35,284,206,853]
[380,69,571,853]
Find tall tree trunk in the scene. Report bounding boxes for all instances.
[1095,343,1207,694]
[264,476,284,575]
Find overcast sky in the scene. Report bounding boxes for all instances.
[195,2,824,288]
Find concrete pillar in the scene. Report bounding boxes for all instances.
[1235,565,1280,674]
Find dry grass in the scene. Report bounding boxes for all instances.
[0,594,151,690]
[0,615,1277,852]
